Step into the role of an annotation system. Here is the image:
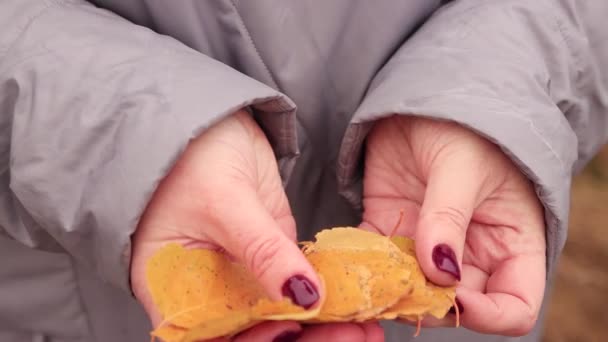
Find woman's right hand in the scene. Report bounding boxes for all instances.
[130,110,384,341]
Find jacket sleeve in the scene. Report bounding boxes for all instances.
[338,0,608,274]
[0,0,298,292]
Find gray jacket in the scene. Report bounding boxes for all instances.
[1,0,606,341]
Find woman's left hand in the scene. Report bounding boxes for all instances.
[360,115,546,336]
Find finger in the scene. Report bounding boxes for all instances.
[415,153,488,286]
[399,263,489,329]
[360,321,385,342]
[460,263,489,292]
[456,254,546,336]
[232,321,301,342]
[208,187,322,309]
[297,323,371,342]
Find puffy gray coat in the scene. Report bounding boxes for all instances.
[1,0,606,341]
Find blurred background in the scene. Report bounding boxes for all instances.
[541,145,608,342]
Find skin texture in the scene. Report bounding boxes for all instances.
[360,115,547,336]
[130,111,383,341]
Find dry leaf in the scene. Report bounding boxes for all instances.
[146,225,458,341]
[151,325,187,342]
[146,245,264,331]
[302,228,413,322]
[380,236,456,321]
[146,244,321,342]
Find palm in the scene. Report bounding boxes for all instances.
[363,126,531,276]
[361,116,546,335]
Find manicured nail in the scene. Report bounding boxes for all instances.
[273,330,301,342]
[282,275,319,309]
[449,298,464,314]
[432,244,461,281]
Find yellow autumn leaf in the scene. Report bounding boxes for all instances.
[146,224,458,341]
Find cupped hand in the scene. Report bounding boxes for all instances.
[361,115,546,336]
[130,111,383,341]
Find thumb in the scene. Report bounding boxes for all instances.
[415,155,486,286]
[209,188,321,309]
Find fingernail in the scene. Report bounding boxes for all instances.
[432,244,461,281]
[273,330,301,342]
[449,298,464,314]
[281,275,319,309]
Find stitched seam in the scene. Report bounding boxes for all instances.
[537,0,586,167]
[228,0,280,91]
[434,91,567,169]
[337,92,568,207]
[408,87,568,168]
[541,0,581,72]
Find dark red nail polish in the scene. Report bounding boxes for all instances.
[273,330,301,342]
[432,244,461,281]
[449,298,464,314]
[282,275,319,309]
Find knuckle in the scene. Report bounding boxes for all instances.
[508,321,535,337]
[427,206,469,234]
[242,233,283,280]
[513,310,537,336]
[505,307,538,336]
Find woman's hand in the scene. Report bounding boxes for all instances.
[361,115,546,336]
[130,111,384,341]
